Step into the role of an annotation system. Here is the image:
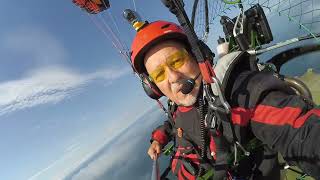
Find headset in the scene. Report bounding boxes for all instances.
[140,73,164,100]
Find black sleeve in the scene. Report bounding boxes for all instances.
[250,90,320,179]
[151,120,174,146]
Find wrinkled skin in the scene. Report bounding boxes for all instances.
[144,40,202,107]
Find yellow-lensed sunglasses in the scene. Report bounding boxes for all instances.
[149,49,189,83]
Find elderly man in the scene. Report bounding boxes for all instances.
[130,20,320,180]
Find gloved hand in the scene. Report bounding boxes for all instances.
[148,140,162,160]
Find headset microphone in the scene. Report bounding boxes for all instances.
[181,72,201,94]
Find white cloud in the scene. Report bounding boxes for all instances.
[0,25,133,116]
[0,65,130,116]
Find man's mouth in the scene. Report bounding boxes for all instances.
[172,83,183,94]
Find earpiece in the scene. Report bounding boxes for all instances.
[141,74,164,100]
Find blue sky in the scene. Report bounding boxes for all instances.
[0,0,319,180]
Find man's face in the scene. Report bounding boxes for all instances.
[144,40,202,106]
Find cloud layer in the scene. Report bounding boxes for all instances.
[0,65,130,116]
[64,107,166,180]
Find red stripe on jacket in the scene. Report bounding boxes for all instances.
[231,107,254,126]
[253,105,302,127]
[152,130,168,145]
[253,105,320,128]
[231,106,320,128]
[180,164,196,180]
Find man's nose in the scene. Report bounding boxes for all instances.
[166,67,182,84]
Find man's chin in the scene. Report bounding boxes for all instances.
[173,86,200,106]
[175,94,197,106]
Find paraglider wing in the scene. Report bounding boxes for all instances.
[72,0,110,14]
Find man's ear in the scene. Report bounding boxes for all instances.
[141,73,164,100]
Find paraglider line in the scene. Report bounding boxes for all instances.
[133,0,137,11]
[106,11,131,53]
[87,14,134,69]
[96,14,138,75]
[87,14,119,52]
[98,14,126,53]
[97,14,119,44]
[107,11,122,39]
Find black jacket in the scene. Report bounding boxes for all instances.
[151,53,320,179]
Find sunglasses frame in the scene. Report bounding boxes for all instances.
[149,49,189,83]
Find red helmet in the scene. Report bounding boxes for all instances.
[131,21,189,74]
